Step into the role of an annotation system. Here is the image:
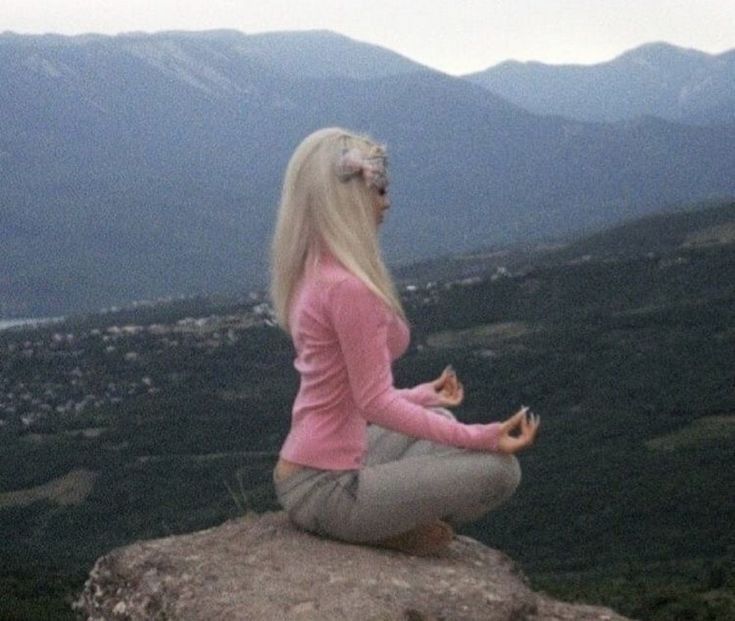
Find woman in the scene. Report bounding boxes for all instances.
[270,127,540,554]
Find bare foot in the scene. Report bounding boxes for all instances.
[372,520,454,556]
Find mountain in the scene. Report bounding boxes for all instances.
[214,28,435,79]
[465,42,735,124]
[1,31,735,318]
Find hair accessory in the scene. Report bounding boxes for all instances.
[336,147,388,191]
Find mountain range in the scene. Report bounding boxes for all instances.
[1,30,734,318]
[466,42,735,124]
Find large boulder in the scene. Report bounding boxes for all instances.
[74,511,629,620]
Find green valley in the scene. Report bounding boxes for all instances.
[1,201,734,620]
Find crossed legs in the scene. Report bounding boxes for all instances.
[317,409,521,543]
[275,409,521,549]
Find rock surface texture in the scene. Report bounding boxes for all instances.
[75,511,630,620]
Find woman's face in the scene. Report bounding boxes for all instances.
[372,185,390,226]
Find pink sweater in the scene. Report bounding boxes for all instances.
[278,254,501,470]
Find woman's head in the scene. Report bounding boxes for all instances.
[283,127,388,240]
[270,127,404,331]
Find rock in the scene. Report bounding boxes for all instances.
[74,511,630,620]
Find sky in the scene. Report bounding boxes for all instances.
[3,1,735,75]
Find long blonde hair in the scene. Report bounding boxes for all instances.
[270,127,406,333]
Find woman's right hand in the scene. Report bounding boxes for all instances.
[433,365,464,407]
[496,406,540,454]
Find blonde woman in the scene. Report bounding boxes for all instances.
[271,127,540,554]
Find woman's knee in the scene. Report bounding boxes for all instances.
[497,453,521,499]
[482,453,521,506]
[505,454,522,492]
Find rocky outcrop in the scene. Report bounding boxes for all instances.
[74,511,630,620]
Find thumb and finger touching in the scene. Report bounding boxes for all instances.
[497,406,540,454]
[433,366,463,406]
[430,370,541,448]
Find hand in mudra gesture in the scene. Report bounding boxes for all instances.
[496,406,540,454]
[432,367,540,453]
[433,365,464,407]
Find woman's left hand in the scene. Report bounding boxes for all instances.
[431,365,464,407]
[495,406,540,454]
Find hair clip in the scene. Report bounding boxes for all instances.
[336,148,388,193]
[336,148,366,181]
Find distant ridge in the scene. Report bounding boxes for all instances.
[394,199,735,284]
[465,42,735,124]
[0,28,432,80]
[228,29,436,79]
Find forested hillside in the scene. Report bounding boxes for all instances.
[1,201,733,619]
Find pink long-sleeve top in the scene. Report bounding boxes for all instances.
[278,253,501,470]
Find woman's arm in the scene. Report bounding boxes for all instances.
[326,277,501,451]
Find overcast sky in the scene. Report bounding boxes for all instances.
[3,1,735,75]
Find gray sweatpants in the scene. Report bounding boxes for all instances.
[273,409,521,543]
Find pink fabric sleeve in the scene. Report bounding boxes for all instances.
[326,277,500,452]
[396,383,443,406]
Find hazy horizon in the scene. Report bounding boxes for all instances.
[4,0,734,75]
[2,27,733,77]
